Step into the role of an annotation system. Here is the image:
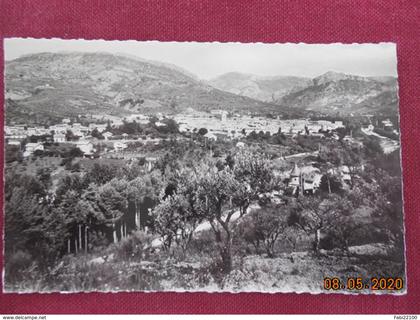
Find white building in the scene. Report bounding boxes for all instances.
[210,110,228,121]
[53,133,66,143]
[5,125,28,140]
[178,124,189,132]
[155,121,167,127]
[382,119,393,128]
[204,132,217,141]
[126,114,149,124]
[50,124,69,134]
[7,140,21,146]
[37,127,50,135]
[288,164,322,195]
[114,141,128,152]
[89,123,107,132]
[71,123,89,137]
[23,142,44,157]
[103,132,113,140]
[339,165,352,183]
[74,140,94,156]
[328,165,352,184]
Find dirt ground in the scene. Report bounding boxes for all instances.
[6,242,405,294]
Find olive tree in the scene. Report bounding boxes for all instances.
[155,153,273,273]
[288,195,340,253]
[245,206,290,258]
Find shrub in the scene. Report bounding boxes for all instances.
[5,250,33,282]
[89,230,110,252]
[114,231,152,261]
[188,230,219,257]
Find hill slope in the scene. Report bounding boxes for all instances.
[210,71,399,116]
[5,52,296,124]
[277,71,399,116]
[209,72,311,102]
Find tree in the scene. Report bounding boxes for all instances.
[194,167,246,272]
[91,128,104,140]
[36,167,52,189]
[5,144,23,163]
[127,171,163,230]
[155,151,180,175]
[341,143,363,187]
[242,206,290,257]
[319,173,342,194]
[370,169,404,255]
[225,154,235,169]
[162,118,179,134]
[5,178,69,272]
[198,128,208,136]
[191,152,275,272]
[68,147,83,158]
[106,120,112,132]
[288,195,340,253]
[5,188,42,257]
[85,163,119,185]
[56,189,87,254]
[247,130,258,140]
[153,167,199,251]
[55,173,86,203]
[97,181,128,243]
[154,191,199,254]
[363,136,383,158]
[65,130,77,141]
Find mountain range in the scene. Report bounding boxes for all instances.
[211,71,398,116]
[209,72,312,102]
[5,52,297,124]
[5,52,398,124]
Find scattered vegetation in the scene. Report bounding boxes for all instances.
[4,118,405,293]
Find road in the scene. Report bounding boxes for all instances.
[283,150,319,160]
[151,203,261,248]
[361,128,400,154]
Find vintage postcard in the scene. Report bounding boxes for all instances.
[3,38,405,294]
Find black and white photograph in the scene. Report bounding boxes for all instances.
[3,38,405,293]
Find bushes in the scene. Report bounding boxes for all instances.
[235,206,291,258]
[48,254,163,292]
[5,250,33,282]
[114,231,152,261]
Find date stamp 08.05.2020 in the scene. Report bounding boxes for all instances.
[323,277,404,291]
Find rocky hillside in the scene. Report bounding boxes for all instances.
[5,54,397,123]
[277,71,399,116]
[5,52,295,124]
[210,71,399,116]
[209,72,311,102]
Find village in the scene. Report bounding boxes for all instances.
[5,110,399,195]
[5,110,400,210]
[6,110,398,158]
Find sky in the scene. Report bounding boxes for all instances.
[4,38,397,80]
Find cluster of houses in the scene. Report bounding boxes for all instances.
[174,111,345,140]
[5,117,131,158]
[285,162,354,196]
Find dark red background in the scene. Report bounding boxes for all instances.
[0,0,419,314]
